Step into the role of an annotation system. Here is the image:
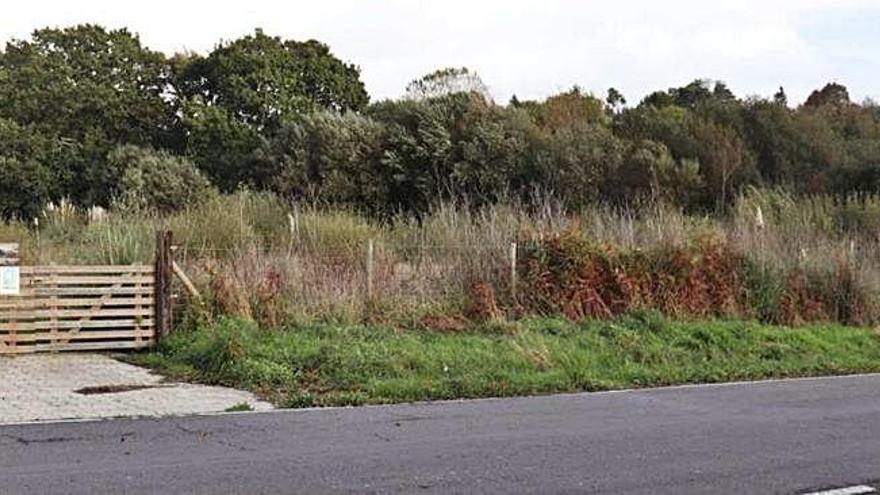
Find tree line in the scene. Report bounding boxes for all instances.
[1,24,878,220]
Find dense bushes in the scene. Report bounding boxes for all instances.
[517,230,876,326]
[518,233,744,320]
[267,111,388,213]
[112,145,213,213]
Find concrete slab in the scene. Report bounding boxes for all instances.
[0,354,271,424]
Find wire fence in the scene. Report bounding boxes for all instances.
[169,239,522,312]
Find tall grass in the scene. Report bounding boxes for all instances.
[6,188,880,327]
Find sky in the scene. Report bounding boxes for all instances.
[2,0,879,106]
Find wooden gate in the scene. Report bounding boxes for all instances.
[0,265,157,354]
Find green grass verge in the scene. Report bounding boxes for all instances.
[132,311,880,408]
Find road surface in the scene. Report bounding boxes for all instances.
[3,374,880,494]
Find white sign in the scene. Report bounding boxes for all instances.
[0,266,20,295]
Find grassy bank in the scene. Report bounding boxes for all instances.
[134,313,880,407]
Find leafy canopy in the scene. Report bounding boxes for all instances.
[0,24,174,147]
[177,29,369,131]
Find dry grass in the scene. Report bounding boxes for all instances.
[5,188,880,327]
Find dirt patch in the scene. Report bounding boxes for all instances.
[419,314,469,332]
[74,384,161,395]
[466,280,502,321]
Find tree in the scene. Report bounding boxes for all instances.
[405,67,492,102]
[526,87,608,129]
[689,119,756,206]
[0,25,178,206]
[367,92,529,215]
[182,99,269,191]
[0,118,64,220]
[639,80,736,110]
[712,81,736,101]
[773,87,788,106]
[641,90,676,108]
[530,122,624,207]
[177,29,368,131]
[267,111,388,213]
[0,24,175,148]
[615,104,697,161]
[805,82,850,108]
[612,140,702,203]
[606,88,626,114]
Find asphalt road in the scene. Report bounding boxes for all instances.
[3,375,880,494]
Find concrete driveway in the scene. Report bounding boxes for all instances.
[0,354,271,424]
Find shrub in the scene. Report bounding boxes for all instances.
[515,228,875,325]
[517,230,745,320]
[111,145,213,213]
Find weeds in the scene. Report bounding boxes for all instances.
[224,402,254,412]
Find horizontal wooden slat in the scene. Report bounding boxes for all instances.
[0,297,154,310]
[0,319,154,331]
[20,265,153,274]
[4,330,155,343]
[1,308,153,320]
[0,346,34,355]
[23,276,153,285]
[29,340,154,352]
[20,287,154,296]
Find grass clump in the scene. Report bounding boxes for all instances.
[134,313,880,408]
[224,402,254,412]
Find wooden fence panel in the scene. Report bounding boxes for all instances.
[0,265,156,355]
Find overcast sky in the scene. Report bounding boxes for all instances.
[2,0,879,105]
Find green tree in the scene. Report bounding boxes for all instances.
[805,82,850,108]
[267,111,388,213]
[368,93,528,215]
[0,118,65,220]
[612,140,701,204]
[615,104,697,161]
[0,24,175,149]
[689,118,756,206]
[0,25,177,206]
[182,99,270,191]
[177,29,368,131]
[740,97,834,186]
[640,79,736,110]
[606,87,626,114]
[773,86,788,106]
[530,122,624,207]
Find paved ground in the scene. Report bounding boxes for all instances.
[3,374,880,494]
[0,354,271,423]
